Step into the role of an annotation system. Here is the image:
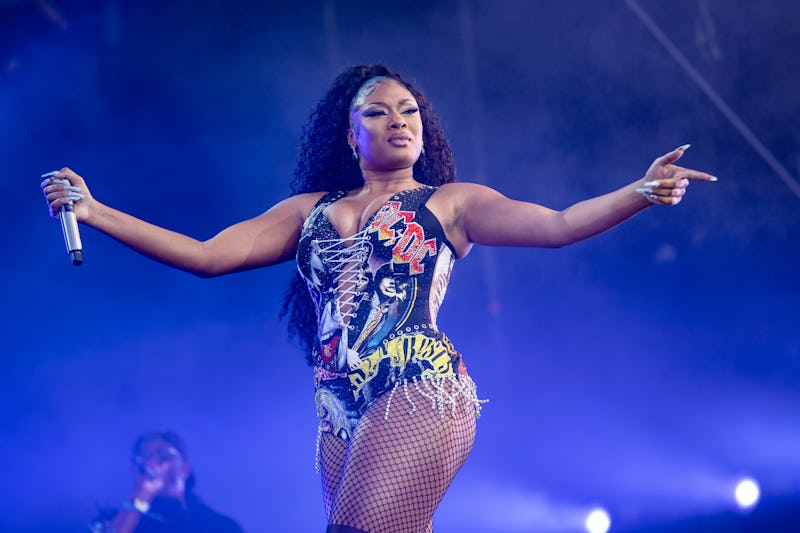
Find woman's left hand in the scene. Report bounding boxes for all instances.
[636,144,717,206]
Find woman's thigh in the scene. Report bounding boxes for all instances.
[329,380,477,533]
[320,432,349,521]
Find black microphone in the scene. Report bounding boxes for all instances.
[59,203,83,266]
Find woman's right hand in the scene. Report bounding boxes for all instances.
[40,167,95,222]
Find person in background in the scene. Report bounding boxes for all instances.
[90,429,243,533]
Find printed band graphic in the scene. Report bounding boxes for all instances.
[348,333,455,397]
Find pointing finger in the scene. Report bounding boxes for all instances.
[675,169,718,182]
[654,144,692,167]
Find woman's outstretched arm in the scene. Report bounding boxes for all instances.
[40,167,321,277]
[438,145,716,255]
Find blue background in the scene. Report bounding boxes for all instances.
[2,1,798,531]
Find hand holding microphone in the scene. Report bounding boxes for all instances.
[40,168,88,265]
[136,460,159,480]
[126,459,162,516]
[132,457,168,505]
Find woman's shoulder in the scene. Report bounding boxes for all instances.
[261,191,330,225]
[428,182,507,225]
[426,182,499,219]
[290,190,331,202]
[277,191,330,211]
[437,181,497,192]
[433,182,502,203]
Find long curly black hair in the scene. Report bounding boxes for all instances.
[281,64,457,365]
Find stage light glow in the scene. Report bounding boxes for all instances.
[734,477,760,509]
[584,508,611,533]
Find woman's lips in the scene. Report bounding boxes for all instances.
[388,135,412,146]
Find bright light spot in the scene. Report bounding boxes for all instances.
[585,508,611,533]
[735,477,760,509]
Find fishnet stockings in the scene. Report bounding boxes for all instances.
[319,378,477,533]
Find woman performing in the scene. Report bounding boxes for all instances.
[41,64,716,533]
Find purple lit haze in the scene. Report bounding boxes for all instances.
[2,1,798,532]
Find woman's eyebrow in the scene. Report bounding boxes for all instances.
[363,98,417,107]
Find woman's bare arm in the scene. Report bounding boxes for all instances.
[438,146,715,255]
[41,167,322,277]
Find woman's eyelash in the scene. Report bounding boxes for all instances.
[363,108,418,117]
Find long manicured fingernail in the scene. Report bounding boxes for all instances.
[40,170,59,178]
[643,181,659,187]
[63,185,81,192]
[709,175,718,182]
[635,187,653,194]
[676,144,691,151]
[66,193,85,201]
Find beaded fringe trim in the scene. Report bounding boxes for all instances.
[315,374,488,472]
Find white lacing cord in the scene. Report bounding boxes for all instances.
[314,228,372,323]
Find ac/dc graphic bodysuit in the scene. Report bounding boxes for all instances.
[296,186,484,448]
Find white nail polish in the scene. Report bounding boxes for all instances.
[676,144,691,151]
[643,181,659,187]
